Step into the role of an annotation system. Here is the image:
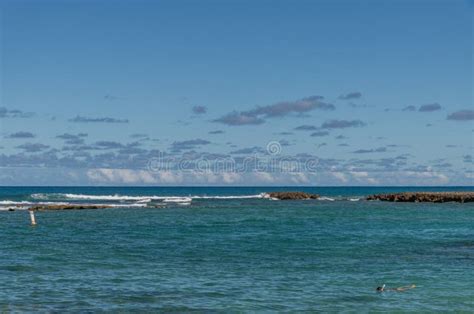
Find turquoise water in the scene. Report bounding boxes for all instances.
[1,187,473,311]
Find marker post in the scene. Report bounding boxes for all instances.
[29,210,37,226]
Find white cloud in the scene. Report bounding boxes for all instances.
[86,168,244,185]
[331,172,349,183]
[464,173,474,179]
[349,171,379,184]
[157,171,184,184]
[0,166,465,186]
[403,171,449,185]
[289,172,310,184]
[221,172,242,184]
[87,168,158,184]
[252,172,275,183]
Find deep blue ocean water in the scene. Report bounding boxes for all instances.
[1,186,473,312]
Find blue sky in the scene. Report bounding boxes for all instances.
[0,0,472,185]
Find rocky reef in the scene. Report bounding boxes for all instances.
[30,204,113,211]
[366,192,474,203]
[266,191,319,200]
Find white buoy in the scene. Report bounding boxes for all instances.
[29,210,37,226]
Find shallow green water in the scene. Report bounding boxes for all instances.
[1,187,473,311]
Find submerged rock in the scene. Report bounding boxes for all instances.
[366,192,474,203]
[30,204,113,211]
[267,191,319,200]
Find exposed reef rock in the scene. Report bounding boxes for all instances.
[366,192,474,203]
[266,191,319,200]
[30,204,113,211]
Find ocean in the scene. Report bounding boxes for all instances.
[1,186,473,312]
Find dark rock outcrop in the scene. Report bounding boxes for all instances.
[267,191,319,200]
[30,204,113,211]
[366,192,474,203]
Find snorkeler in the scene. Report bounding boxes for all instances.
[376,284,416,292]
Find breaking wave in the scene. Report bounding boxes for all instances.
[30,193,363,202]
[31,193,266,202]
[0,201,150,210]
[349,198,361,202]
[318,196,335,201]
[0,193,363,210]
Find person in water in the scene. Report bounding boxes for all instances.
[376,284,416,292]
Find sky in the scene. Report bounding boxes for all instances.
[0,0,473,186]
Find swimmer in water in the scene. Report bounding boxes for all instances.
[376,284,416,292]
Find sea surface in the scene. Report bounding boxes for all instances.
[1,186,473,312]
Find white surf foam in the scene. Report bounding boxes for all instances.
[0,200,73,206]
[191,194,265,200]
[107,203,149,208]
[318,196,335,201]
[163,197,193,203]
[0,200,33,205]
[0,200,148,209]
[0,206,30,211]
[31,193,266,202]
[349,198,361,202]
